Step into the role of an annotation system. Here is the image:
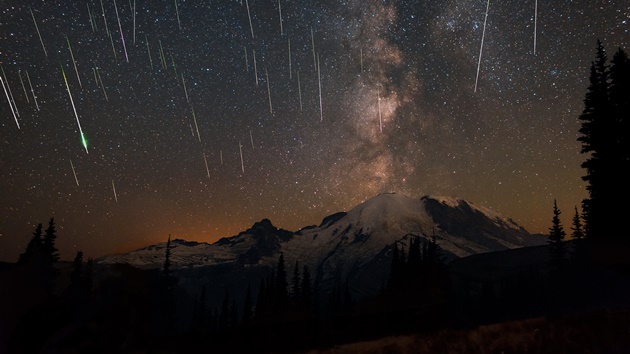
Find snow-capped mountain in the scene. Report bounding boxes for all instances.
[97,193,546,303]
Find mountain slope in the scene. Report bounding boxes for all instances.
[97,193,547,303]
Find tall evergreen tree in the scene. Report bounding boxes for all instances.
[163,234,172,276]
[577,43,630,240]
[219,289,231,330]
[609,47,630,221]
[242,284,253,326]
[301,265,312,309]
[548,199,567,265]
[291,259,301,301]
[70,250,84,287]
[43,218,59,262]
[571,206,584,241]
[275,252,289,305]
[17,223,43,264]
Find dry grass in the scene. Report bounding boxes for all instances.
[303,308,630,354]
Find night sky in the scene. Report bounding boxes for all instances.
[0,0,627,261]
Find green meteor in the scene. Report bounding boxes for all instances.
[60,62,89,154]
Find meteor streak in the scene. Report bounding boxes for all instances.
[253,49,258,86]
[203,153,210,177]
[245,0,254,38]
[29,6,47,57]
[317,54,323,122]
[191,104,201,142]
[297,70,302,111]
[266,68,273,114]
[474,0,490,93]
[1,66,19,118]
[311,28,316,71]
[220,150,223,165]
[18,71,30,103]
[0,76,19,129]
[66,35,82,87]
[70,159,79,186]
[113,0,129,62]
[182,74,189,102]
[60,63,89,154]
[112,180,118,202]
[278,0,283,35]
[26,70,40,111]
[244,46,248,72]
[377,85,382,133]
[174,0,181,30]
[146,35,153,69]
[239,142,244,174]
[534,0,538,55]
[133,0,136,43]
[100,0,117,58]
[96,67,108,101]
[250,130,254,149]
[88,4,95,32]
[288,38,292,79]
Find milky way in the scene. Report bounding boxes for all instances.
[0,0,627,261]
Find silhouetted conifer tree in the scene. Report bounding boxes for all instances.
[43,218,59,263]
[70,250,84,287]
[219,289,231,330]
[230,299,239,328]
[609,47,630,221]
[275,252,289,305]
[577,41,630,239]
[291,259,301,302]
[548,199,567,265]
[242,284,253,326]
[163,234,172,276]
[18,223,43,264]
[301,265,312,309]
[571,206,584,241]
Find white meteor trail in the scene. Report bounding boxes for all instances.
[220,150,223,165]
[239,142,245,173]
[245,0,254,38]
[174,0,181,30]
[112,180,118,202]
[18,71,30,103]
[360,48,363,73]
[244,46,249,72]
[534,0,538,55]
[113,0,129,62]
[70,159,79,186]
[297,70,302,111]
[26,70,40,111]
[474,0,490,93]
[146,36,153,69]
[278,0,283,35]
[266,68,273,114]
[203,153,210,177]
[253,49,258,86]
[182,74,189,102]
[1,66,19,118]
[60,63,89,154]
[29,6,47,57]
[100,0,116,58]
[96,67,108,101]
[311,28,316,71]
[88,4,95,32]
[250,130,254,149]
[317,54,323,122]
[288,37,292,79]
[66,35,82,87]
[133,0,136,43]
[377,85,382,133]
[0,76,19,129]
[191,104,201,142]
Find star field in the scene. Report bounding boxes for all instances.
[0,0,628,261]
